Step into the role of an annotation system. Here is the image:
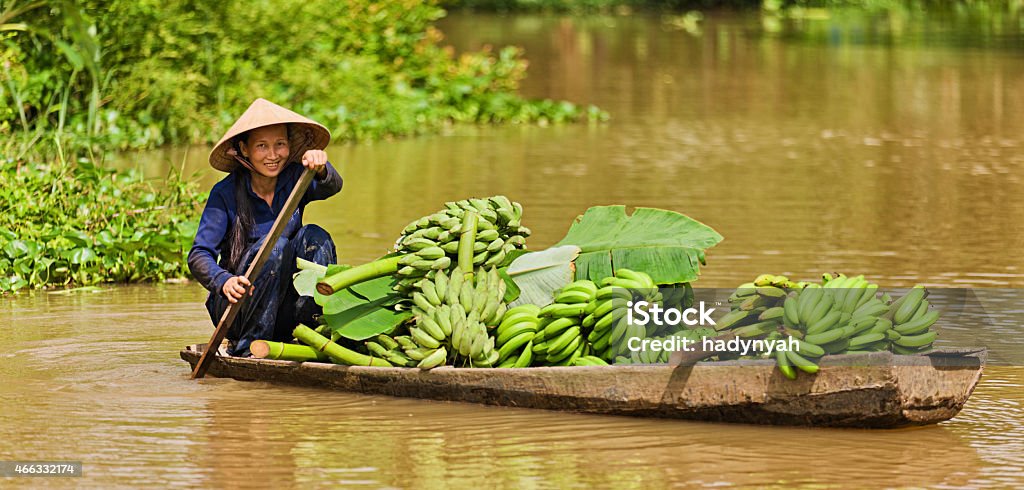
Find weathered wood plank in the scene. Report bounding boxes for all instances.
[180,345,985,428]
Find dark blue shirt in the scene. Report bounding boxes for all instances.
[187,161,343,294]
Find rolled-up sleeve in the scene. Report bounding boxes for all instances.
[188,190,233,294]
[303,161,343,203]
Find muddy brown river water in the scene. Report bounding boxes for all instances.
[4,10,1024,488]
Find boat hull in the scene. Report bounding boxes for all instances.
[181,345,984,428]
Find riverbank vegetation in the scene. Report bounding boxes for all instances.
[441,0,1023,14]
[0,153,203,292]
[2,0,598,152]
[0,0,601,292]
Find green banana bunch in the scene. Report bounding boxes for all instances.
[571,355,610,366]
[716,274,799,337]
[494,304,541,368]
[531,279,598,366]
[393,196,530,291]
[401,266,509,369]
[364,334,418,367]
[592,269,665,362]
[718,273,938,380]
[412,266,508,326]
[753,273,804,290]
[885,286,940,355]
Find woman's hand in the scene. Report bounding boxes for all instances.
[222,275,252,303]
[302,149,328,177]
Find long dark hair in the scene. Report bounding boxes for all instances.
[224,134,255,273]
[222,124,293,272]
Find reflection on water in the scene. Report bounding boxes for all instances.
[122,13,1024,290]
[0,286,1021,487]
[24,10,1024,487]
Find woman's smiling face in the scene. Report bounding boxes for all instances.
[240,124,290,178]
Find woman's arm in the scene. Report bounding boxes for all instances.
[299,150,343,203]
[188,190,233,294]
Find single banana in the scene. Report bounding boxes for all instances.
[894,310,940,335]
[547,335,582,363]
[786,349,820,374]
[595,286,632,301]
[849,332,886,349]
[615,269,656,289]
[806,310,842,335]
[497,321,539,346]
[413,292,435,313]
[910,299,930,322]
[595,307,629,331]
[440,241,460,254]
[385,351,414,367]
[795,339,825,358]
[714,309,753,331]
[803,328,845,346]
[591,327,613,352]
[796,287,823,324]
[820,337,850,354]
[446,268,464,305]
[477,229,499,242]
[563,279,599,296]
[497,331,535,362]
[418,346,448,370]
[404,347,433,361]
[498,314,539,336]
[435,305,453,337]
[431,256,451,270]
[893,287,926,325]
[805,293,835,326]
[759,306,785,321]
[855,284,879,310]
[416,246,445,260]
[421,281,442,307]
[776,349,797,380]
[459,283,475,312]
[410,327,441,349]
[365,341,390,358]
[893,330,937,348]
[418,315,446,341]
[376,335,399,351]
[756,286,786,298]
[539,302,588,318]
[543,317,580,338]
[514,342,534,367]
[395,335,417,351]
[852,299,888,319]
[555,289,593,304]
[602,276,644,290]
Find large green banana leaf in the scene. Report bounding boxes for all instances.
[506,245,580,307]
[293,266,411,341]
[554,205,722,285]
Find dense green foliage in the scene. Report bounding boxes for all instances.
[1,0,597,151]
[442,0,755,11]
[441,0,1022,13]
[0,153,205,292]
[0,0,606,292]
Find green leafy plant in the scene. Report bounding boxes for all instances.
[0,151,205,292]
[554,205,723,284]
[1,0,600,151]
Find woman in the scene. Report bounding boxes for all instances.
[188,98,343,357]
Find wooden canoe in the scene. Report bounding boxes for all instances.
[180,345,985,428]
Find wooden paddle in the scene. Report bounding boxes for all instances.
[191,167,316,379]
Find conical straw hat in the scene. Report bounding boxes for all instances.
[208,98,331,172]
